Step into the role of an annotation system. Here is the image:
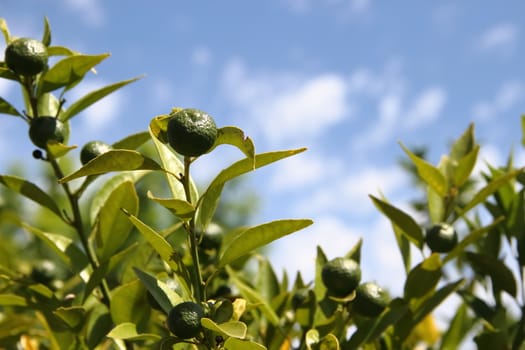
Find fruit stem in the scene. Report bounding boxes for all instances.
[21,76,38,120]
[182,156,205,303]
[48,155,112,306]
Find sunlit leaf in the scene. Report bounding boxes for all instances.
[201,318,247,339]
[0,18,10,43]
[450,123,475,161]
[210,126,256,164]
[219,219,313,268]
[452,145,479,187]
[197,148,307,230]
[256,257,280,302]
[42,17,51,46]
[0,175,63,220]
[147,190,195,220]
[60,76,142,121]
[96,181,138,262]
[133,267,184,314]
[39,53,110,93]
[400,143,448,197]
[306,329,320,349]
[370,195,424,249]
[107,322,162,341]
[404,254,442,300]
[110,279,149,325]
[440,303,476,350]
[0,66,18,81]
[112,131,150,150]
[223,337,266,350]
[0,294,27,306]
[59,149,162,183]
[47,46,78,57]
[0,97,22,117]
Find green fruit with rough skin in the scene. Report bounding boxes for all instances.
[321,257,361,297]
[80,140,112,165]
[167,301,205,339]
[425,223,458,253]
[29,116,66,149]
[5,37,48,76]
[167,108,217,157]
[30,260,57,285]
[352,282,390,318]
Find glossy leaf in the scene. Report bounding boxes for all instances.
[314,246,329,300]
[197,148,307,230]
[47,46,78,57]
[450,123,475,161]
[96,181,138,262]
[42,16,51,46]
[60,76,141,121]
[201,318,247,338]
[107,322,162,341]
[210,126,256,164]
[53,306,85,330]
[412,279,463,323]
[0,97,22,117]
[0,175,63,220]
[219,219,313,268]
[39,53,110,93]
[147,190,195,220]
[223,337,266,350]
[345,238,363,263]
[392,224,411,273]
[452,145,479,187]
[0,18,9,43]
[133,267,184,314]
[404,254,442,300]
[256,257,280,302]
[112,131,150,150]
[110,279,149,325]
[0,294,27,306]
[401,143,448,197]
[370,195,424,249]
[59,149,162,183]
[465,252,517,297]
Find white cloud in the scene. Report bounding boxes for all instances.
[221,59,350,146]
[192,46,213,66]
[405,87,447,129]
[284,0,371,15]
[477,23,518,54]
[472,81,524,121]
[63,0,105,28]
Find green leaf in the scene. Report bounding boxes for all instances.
[474,329,509,350]
[201,318,248,339]
[110,279,149,325]
[400,143,448,197]
[318,333,339,350]
[112,131,150,150]
[133,267,184,314]
[47,46,78,57]
[39,53,110,93]
[0,18,10,43]
[0,66,18,81]
[59,149,162,183]
[412,279,463,323]
[107,322,162,341]
[123,210,192,296]
[37,92,64,119]
[392,224,411,273]
[314,246,329,300]
[0,97,22,117]
[0,294,27,306]
[210,126,256,164]
[306,329,320,349]
[369,195,424,249]
[345,238,363,263]
[96,181,138,262]
[227,266,280,326]
[457,167,524,217]
[197,148,307,229]
[450,123,475,161]
[0,175,63,220]
[53,306,85,330]
[219,219,313,268]
[60,76,141,122]
[404,254,442,300]
[440,303,476,350]
[465,252,517,297]
[256,257,280,302]
[42,17,51,46]
[452,145,479,187]
[428,186,445,224]
[147,191,195,220]
[223,337,267,350]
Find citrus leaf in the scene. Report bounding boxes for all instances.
[453,145,479,187]
[110,280,148,325]
[465,252,517,297]
[197,148,307,230]
[400,143,448,197]
[404,254,442,300]
[96,181,138,262]
[147,190,195,220]
[60,76,142,121]
[450,123,475,161]
[39,53,110,93]
[0,97,22,117]
[133,267,184,314]
[59,149,162,183]
[0,66,18,81]
[210,126,255,164]
[319,333,339,350]
[47,46,78,57]
[227,266,280,326]
[53,306,85,330]
[412,279,463,323]
[223,337,266,350]
[0,174,63,220]
[370,195,424,249]
[201,318,247,339]
[112,131,150,150]
[0,18,10,43]
[256,258,280,302]
[314,245,329,300]
[219,219,313,268]
[42,16,51,46]
[107,322,161,341]
[440,303,476,350]
[0,294,27,306]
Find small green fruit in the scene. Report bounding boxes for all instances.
[425,223,458,253]
[321,257,361,297]
[167,301,205,339]
[30,260,58,285]
[28,116,66,149]
[167,108,217,157]
[5,37,48,76]
[80,140,112,165]
[352,282,390,318]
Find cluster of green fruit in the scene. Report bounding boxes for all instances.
[321,257,390,318]
[425,223,458,253]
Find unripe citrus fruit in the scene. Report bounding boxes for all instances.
[5,38,48,76]
[28,116,66,149]
[167,108,217,157]
[30,260,58,285]
[425,223,458,253]
[167,301,205,339]
[80,140,112,165]
[352,282,389,318]
[321,257,361,297]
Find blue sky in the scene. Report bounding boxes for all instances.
[1,0,524,339]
